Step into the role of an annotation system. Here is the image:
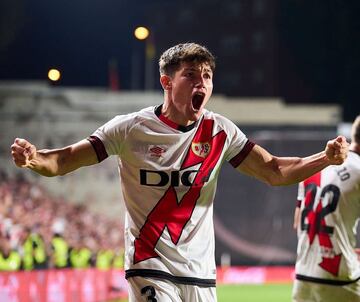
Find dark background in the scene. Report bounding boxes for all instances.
[0,0,359,121]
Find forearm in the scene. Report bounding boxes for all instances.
[27,147,74,177]
[237,136,347,187]
[271,151,330,186]
[12,138,99,176]
[238,145,331,186]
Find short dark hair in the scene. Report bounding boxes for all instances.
[352,115,360,144]
[159,43,216,76]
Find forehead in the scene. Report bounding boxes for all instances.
[178,61,213,73]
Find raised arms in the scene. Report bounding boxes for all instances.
[11,138,99,177]
[237,136,348,186]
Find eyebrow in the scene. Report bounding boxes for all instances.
[183,67,213,74]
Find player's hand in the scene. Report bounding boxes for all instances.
[11,138,37,168]
[325,136,349,165]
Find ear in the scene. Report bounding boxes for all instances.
[160,75,172,90]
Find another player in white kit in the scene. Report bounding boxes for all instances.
[11,43,348,301]
[293,115,360,302]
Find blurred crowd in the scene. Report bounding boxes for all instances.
[0,172,124,271]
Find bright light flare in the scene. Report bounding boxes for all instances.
[48,69,61,82]
[134,27,150,40]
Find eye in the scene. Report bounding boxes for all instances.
[203,73,212,80]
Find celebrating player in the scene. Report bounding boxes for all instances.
[11,43,348,302]
[293,115,360,302]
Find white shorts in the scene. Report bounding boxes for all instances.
[292,279,360,302]
[127,276,217,302]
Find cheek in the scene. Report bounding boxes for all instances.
[206,80,213,89]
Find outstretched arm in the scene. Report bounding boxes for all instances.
[237,136,348,186]
[11,138,99,177]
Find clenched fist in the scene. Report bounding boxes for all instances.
[325,136,349,165]
[11,138,37,168]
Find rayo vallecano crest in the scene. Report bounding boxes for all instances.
[191,142,211,158]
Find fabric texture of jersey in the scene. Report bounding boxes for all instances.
[90,106,253,286]
[295,151,360,284]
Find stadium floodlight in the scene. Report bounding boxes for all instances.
[48,68,61,82]
[134,26,150,40]
[132,26,155,90]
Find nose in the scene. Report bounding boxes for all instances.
[194,75,205,88]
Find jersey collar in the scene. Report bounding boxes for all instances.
[154,105,199,132]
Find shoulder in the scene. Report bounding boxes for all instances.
[348,150,360,164]
[331,151,360,174]
[344,151,360,177]
[104,106,157,130]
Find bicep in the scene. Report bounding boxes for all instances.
[57,139,99,174]
[235,144,276,184]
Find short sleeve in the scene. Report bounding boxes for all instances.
[90,113,136,157]
[223,119,255,168]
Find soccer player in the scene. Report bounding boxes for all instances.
[292,115,360,302]
[11,43,348,302]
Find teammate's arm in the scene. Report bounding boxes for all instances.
[11,138,98,177]
[355,248,360,261]
[237,136,348,186]
[293,205,301,230]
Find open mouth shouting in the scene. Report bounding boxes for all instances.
[191,92,206,112]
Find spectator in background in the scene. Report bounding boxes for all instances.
[96,242,114,271]
[293,115,360,302]
[21,227,47,270]
[11,42,348,301]
[0,234,21,271]
[0,175,124,271]
[68,239,93,269]
[112,247,125,269]
[50,219,70,269]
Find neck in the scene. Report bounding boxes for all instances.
[162,100,194,127]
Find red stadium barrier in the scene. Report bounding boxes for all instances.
[217,266,295,284]
[0,269,128,302]
[0,266,294,300]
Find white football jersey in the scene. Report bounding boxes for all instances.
[296,151,360,285]
[89,105,254,286]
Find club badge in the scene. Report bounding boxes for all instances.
[191,142,211,158]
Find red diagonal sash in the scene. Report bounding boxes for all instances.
[134,119,227,263]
